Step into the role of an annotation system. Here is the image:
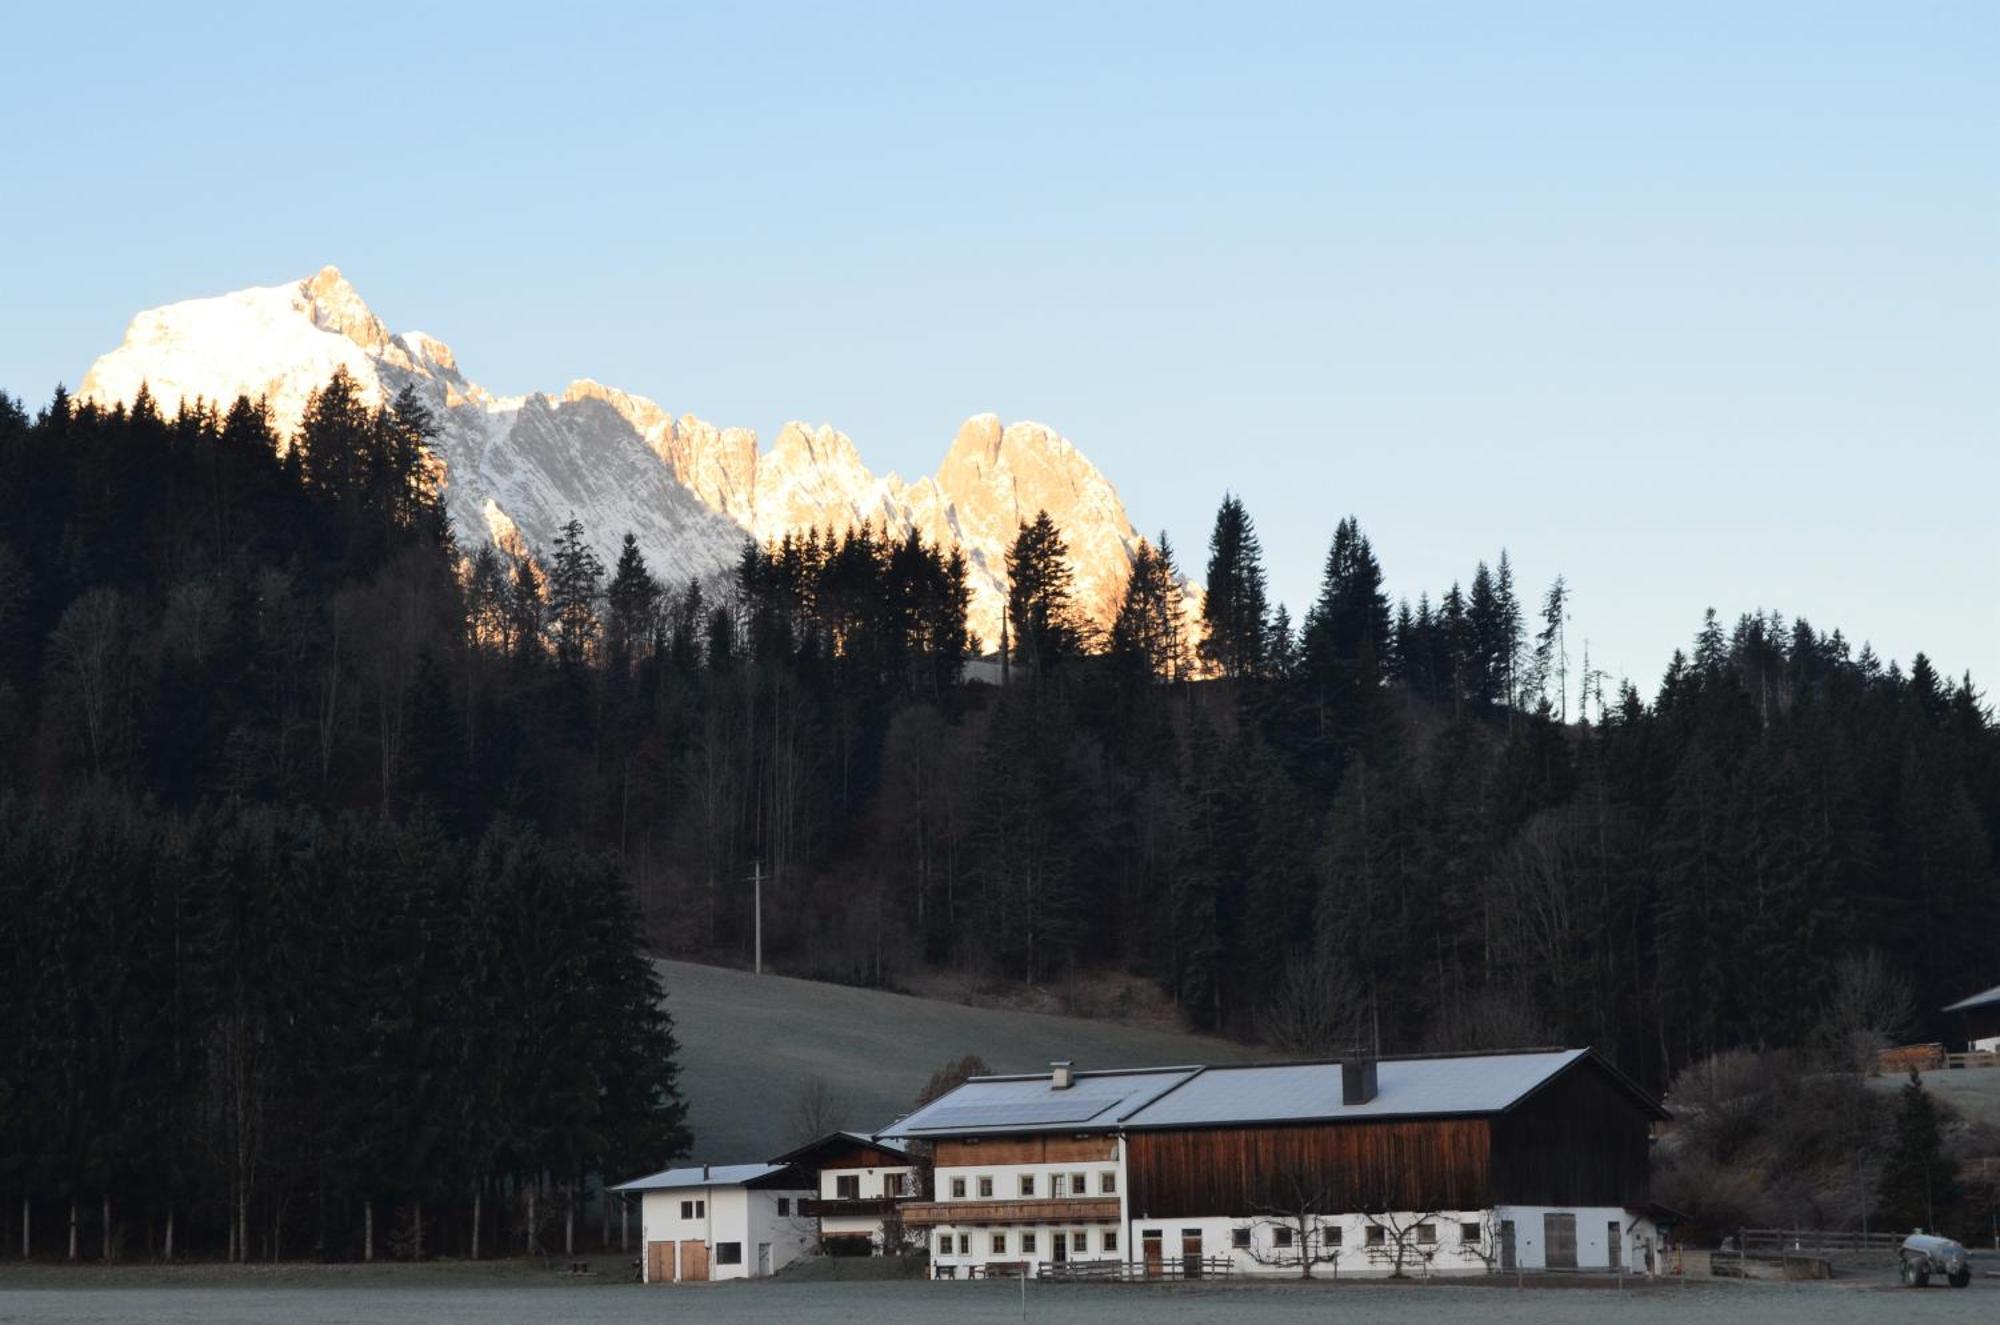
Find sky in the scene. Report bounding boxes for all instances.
[3,1,1995,697]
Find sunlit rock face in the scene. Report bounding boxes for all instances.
[81,268,1190,644]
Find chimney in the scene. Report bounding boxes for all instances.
[702,1163,710,1180]
[1341,1056,1378,1106]
[1050,1060,1074,1090]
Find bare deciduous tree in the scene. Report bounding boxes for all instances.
[1246,1167,1348,1278]
[1816,950,1917,1075]
[789,1075,849,1145]
[1256,953,1366,1055]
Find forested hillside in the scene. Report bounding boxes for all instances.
[1,375,1996,1255]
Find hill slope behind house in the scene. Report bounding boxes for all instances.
[657,960,1263,1161]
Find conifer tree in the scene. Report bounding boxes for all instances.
[1005,510,1084,679]
[1199,495,1269,679]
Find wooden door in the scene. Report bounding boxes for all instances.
[646,1240,675,1284]
[1543,1213,1576,1269]
[1499,1220,1515,1271]
[1052,1231,1068,1263]
[1181,1229,1202,1278]
[680,1238,709,1281]
[1142,1230,1163,1276]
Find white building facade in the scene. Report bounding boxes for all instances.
[612,1162,815,1283]
[887,1052,1669,1280]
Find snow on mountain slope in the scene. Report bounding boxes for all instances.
[79,268,1188,644]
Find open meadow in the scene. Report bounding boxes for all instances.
[659,958,1261,1158]
[1,1265,1997,1325]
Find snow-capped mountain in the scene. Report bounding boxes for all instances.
[80,267,1185,644]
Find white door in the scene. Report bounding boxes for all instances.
[757,1242,771,1275]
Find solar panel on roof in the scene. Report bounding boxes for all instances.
[913,1096,1121,1130]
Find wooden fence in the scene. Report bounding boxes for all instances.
[1036,1257,1239,1282]
[1739,1228,1903,1254]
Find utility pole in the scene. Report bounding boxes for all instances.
[753,859,763,975]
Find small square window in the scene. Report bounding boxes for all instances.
[885,1173,905,1196]
[1099,1172,1117,1194]
[1022,1232,1036,1253]
[1070,1172,1086,1194]
[950,1177,966,1199]
[1075,1229,1090,1252]
[1019,1175,1036,1197]
[937,1232,951,1255]
[977,1176,994,1198]
[1366,1226,1386,1246]
[716,1242,742,1265]
[836,1175,860,1199]
[1324,1226,1343,1246]
[1275,1227,1294,1248]
[1416,1223,1437,1245]
[1231,1228,1250,1249]
[992,1233,1008,1255]
[1460,1222,1482,1243]
[1103,1229,1118,1253]
[680,1200,694,1219]
[777,1198,790,1216]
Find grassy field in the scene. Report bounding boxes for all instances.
[1,1266,1995,1325]
[658,959,1260,1161]
[1865,1064,2000,1128]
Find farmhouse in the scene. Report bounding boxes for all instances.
[883,1049,1669,1279]
[776,1132,919,1255]
[611,1161,815,1282]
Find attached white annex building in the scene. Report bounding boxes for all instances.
[612,1161,815,1283]
[775,1133,920,1256]
[883,1051,1671,1280]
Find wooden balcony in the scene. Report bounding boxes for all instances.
[800,1196,902,1218]
[900,1197,1121,1227]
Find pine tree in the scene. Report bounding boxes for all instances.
[545,516,604,670]
[1005,510,1084,679]
[1879,1069,1957,1232]
[1198,495,1269,679]
[604,534,661,675]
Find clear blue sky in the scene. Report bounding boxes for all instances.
[4,2,1995,698]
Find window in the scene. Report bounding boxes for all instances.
[1366,1226,1386,1246]
[1052,1232,1068,1263]
[1074,1229,1090,1252]
[957,1234,971,1256]
[977,1176,994,1198]
[1070,1172,1086,1195]
[836,1175,860,1200]
[777,1198,791,1216]
[1231,1227,1251,1249]
[937,1232,951,1255]
[1050,1173,1066,1197]
[1099,1171,1117,1194]
[716,1242,743,1265]
[1323,1226,1343,1246]
[1022,1232,1037,1254]
[679,1198,705,1219]
[992,1233,1008,1255]
[949,1177,966,1199]
[1460,1222,1482,1244]
[1019,1174,1036,1197]
[885,1173,905,1197]
[1103,1229,1118,1253]
[1416,1223,1437,1245]
[1275,1227,1294,1248]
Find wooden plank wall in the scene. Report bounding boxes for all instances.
[1126,1120,1492,1219]
[934,1135,1118,1166]
[1489,1062,1651,1207]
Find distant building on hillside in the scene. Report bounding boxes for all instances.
[1943,983,2000,1052]
[881,1049,1670,1280]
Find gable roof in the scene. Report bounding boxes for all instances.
[768,1131,914,1167]
[1943,983,2000,1013]
[880,1049,1664,1138]
[610,1162,798,1193]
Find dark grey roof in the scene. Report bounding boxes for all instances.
[880,1049,1661,1137]
[1943,983,2000,1013]
[610,1162,797,1192]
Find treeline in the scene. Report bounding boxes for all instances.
[2,373,1998,1240]
[0,377,685,1261]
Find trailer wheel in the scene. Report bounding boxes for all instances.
[1948,1267,1971,1289]
[1900,1255,1930,1287]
